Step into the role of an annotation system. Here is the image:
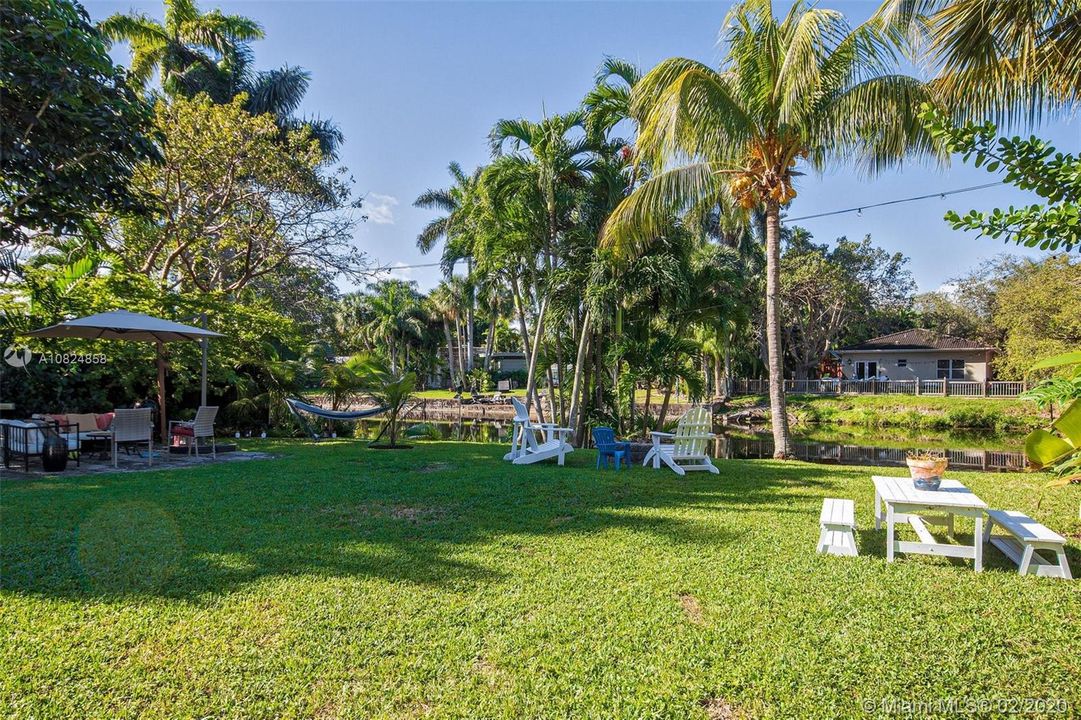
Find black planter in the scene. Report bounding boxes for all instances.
[41,434,69,472]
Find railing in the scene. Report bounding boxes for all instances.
[723,436,1028,471]
[732,378,1028,398]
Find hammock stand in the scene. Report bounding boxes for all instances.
[284,397,387,440]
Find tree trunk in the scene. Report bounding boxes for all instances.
[713,352,724,400]
[466,259,475,372]
[554,332,567,427]
[510,273,543,422]
[483,300,496,372]
[657,383,673,428]
[566,308,592,443]
[454,316,466,386]
[764,200,792,458]
[641,384,652,438]
[442,320,456,387]
[526,294,550,424]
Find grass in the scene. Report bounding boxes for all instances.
[727,393,1047,432]
[2,440,1079,719]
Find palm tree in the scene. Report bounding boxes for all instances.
[583,57,643,143]
[414,162,484,371]
[101,1,343,159]
[875,0,1081,124]
[603,0,943,458]
[488,111,600,423]
[427,280,462,387]
[98,0,262,95]
[363,280,427,375]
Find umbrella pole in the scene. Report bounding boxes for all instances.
[157,341,168,444]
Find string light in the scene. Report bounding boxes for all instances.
[785,181,1002,222]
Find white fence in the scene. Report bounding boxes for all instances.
[732,378,1027,398]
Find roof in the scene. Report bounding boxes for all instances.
[837,328,993,353]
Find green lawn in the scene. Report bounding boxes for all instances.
[3,441,1079,719]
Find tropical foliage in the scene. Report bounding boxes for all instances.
[4,0,1078,464]
[0,0,159,246]
[599,0,943,456]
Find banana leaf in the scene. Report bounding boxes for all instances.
[1051,399,1081,445]
[1025,430,1075,469]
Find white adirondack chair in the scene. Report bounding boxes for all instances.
[503,397,574,466]
[644,406,718,476]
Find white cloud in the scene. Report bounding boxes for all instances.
[366,193,399,225]
[935,282,958,296]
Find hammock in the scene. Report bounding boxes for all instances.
[284,397,387,440]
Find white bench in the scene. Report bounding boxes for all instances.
[818,498,857,557]
[986,510,1072,579]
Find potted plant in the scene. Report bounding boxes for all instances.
[906,451,948,490]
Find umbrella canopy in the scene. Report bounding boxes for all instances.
[26,310,222,342]
[25,310,224,444]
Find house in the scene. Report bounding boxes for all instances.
[835,329,995,382]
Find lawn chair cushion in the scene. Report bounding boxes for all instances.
[66,414,100,433]
[1,420,45,454]
[96,412,115,430]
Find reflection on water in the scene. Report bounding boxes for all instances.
[722,435,1027,472]
[354,419,1028,472]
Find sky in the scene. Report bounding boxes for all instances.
[85,0,1079,294]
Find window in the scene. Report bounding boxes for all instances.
[937,359,965,380]
[896,359,907,368]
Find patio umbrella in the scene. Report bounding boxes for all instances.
[25,310,224,442]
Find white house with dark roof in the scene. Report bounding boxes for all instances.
[835,329,996,382]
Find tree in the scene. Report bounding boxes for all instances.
[994,255,1081,379]
[101,0,343,158]
[104,94,365,294]
[923,108,1079,253]
[488,111,600,423]
[427,280,463,387]
[98,0,262,94]
[414,162,484,372]
[876,0,1081,125]
[352,354,417,448]
[0,0,159,246]
[363,280,427,375]
[603,0,942,457]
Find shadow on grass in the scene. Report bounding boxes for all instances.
[0,441,854,601]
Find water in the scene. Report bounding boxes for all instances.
[350,419,1028,472]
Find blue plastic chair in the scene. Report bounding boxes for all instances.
[592,426,631,470]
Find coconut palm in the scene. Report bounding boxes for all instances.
[98,0,262,94]
[875,0,1081,124]
[602,0,943,457]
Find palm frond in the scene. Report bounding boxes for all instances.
[815,74,945,175]
[595,56,642,86]
[601,162,726,262]
[636,66,755,170]
[246,65,311,117]
[412,214,447,254]
[413,189,457,213]
[489,118,536,156]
